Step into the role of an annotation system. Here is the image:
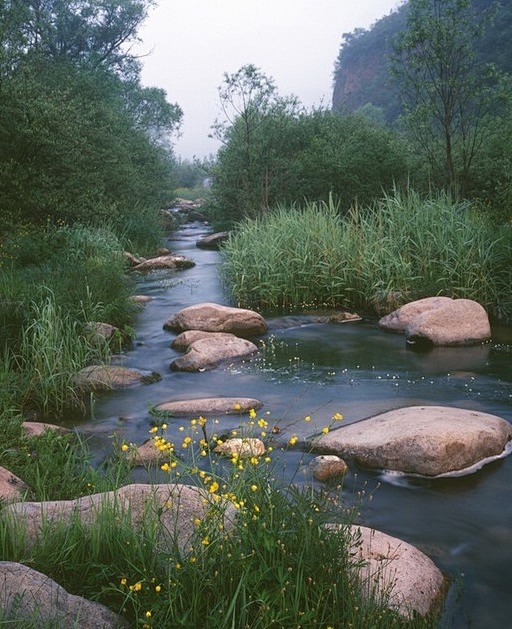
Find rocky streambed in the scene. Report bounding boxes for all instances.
[7,222,512,627]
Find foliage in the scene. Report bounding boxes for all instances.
[0,0,155,77]
[333,0,512,121]
[0,222,137,415]
[209,78,410,229]
[391,0,499,196]
[0,1,181,234]
[221,191,512,319]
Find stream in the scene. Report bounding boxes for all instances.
[76,223,512,628]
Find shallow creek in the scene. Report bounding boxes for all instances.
[75,223,512,628]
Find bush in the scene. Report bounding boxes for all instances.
[208,108,411,229]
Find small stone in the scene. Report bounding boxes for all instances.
[214,438,265,459]
[309,455,348,481]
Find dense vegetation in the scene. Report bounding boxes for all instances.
[0,0,181,236]
[0,0,180,418]
[222,193,512,318]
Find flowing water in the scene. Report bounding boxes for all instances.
[77,223,512,628]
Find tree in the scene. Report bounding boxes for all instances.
[0,0,155,77]
[392,0,497,196]
[210,65,301,221]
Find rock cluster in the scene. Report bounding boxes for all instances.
[166,302,267,372]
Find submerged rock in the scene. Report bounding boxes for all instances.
[154,397,263,416]
[21,421,69,438]
[0,562,127,628]
[379,297,491,346]
[76,365,161,390]
[335,525,445,618]
[313,406,512,476]
[131,294,153,305]
[164,302,267,338]
[170,336,258,372]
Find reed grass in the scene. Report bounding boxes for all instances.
[14,295,109,416]
[221,190,512,319]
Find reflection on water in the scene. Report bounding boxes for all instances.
[77,224,512,629]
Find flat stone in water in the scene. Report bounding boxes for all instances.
[164,302,267,338]
[154,397,263,416]
[313,405,512,476]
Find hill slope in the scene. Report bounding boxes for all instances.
[332,0,512,121]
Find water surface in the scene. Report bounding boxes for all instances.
[77,224,512,628]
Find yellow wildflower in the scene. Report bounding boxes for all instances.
[121,444,129,452]
[322,427,330,434]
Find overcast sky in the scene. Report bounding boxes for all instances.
[136,1,402,159]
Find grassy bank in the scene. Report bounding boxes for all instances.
[221,191,512,319]
[0,418,438,628]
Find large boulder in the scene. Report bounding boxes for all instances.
[0,562,127,628]
[334,525,445,618]
[379,297,491,346]
[170,336,258,372]
[406,299,491,347]
[76,365,161,390]
[3,484,233,554]
[132,254,195,272]
[196,231,230,250]
[313,406,512,476]
[154,397,263,416]
[379,296,453,333]
[164,302,267,338]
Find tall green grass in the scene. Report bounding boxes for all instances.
[15,295,111,415]
[0,456,436,628]
[221,191,512,319]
